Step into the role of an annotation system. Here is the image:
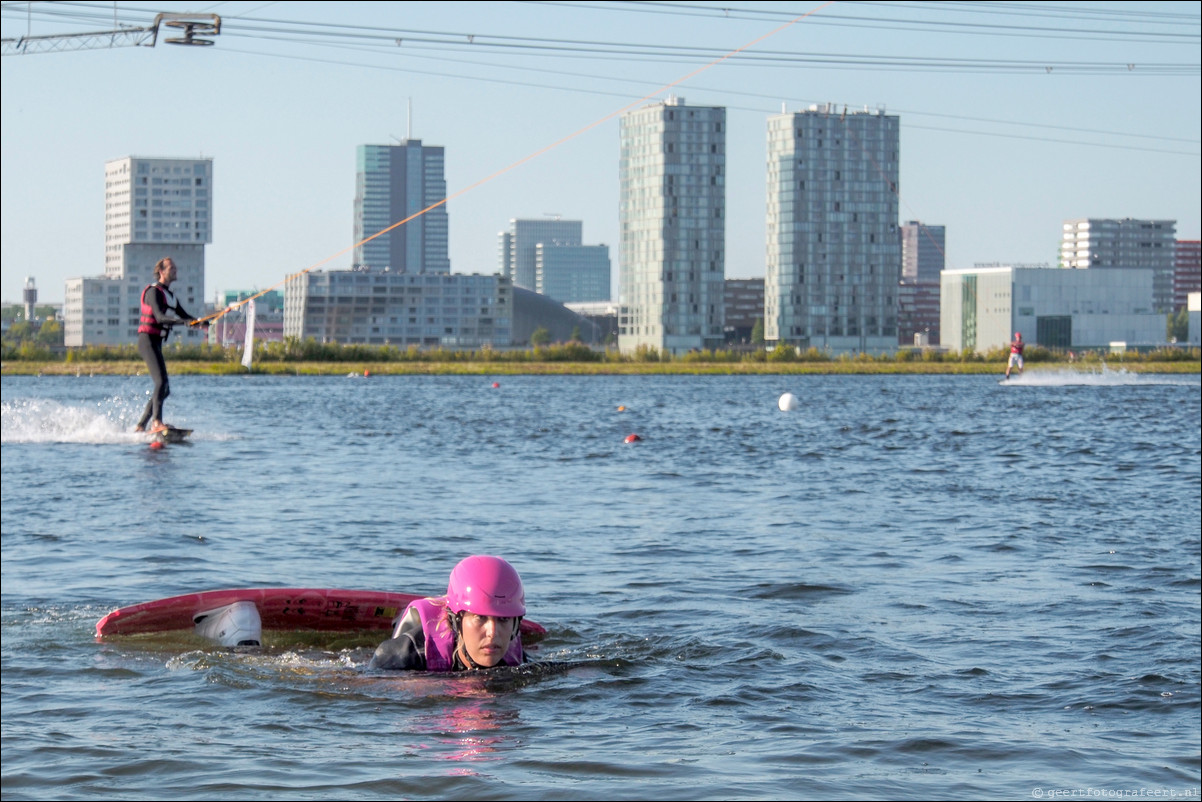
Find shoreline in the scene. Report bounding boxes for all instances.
[4,360,1198,376]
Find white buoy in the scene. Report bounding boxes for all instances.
[778,392,799,412]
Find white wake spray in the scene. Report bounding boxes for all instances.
[1003,365,1198,387]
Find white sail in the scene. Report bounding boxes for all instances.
[241,299,256,370]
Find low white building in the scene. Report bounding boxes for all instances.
[941,264,1166,353]
[284,269,511,348]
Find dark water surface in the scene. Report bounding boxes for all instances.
[2,371,1199,800]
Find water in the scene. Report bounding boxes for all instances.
[2,370,1199,801]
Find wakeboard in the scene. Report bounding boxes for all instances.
[95,587,546,641]
[152,426,192,444]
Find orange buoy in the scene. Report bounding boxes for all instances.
[364,369,371,377]
[624,433,641,443]
[149,440,165,450]
[617,405,626,412]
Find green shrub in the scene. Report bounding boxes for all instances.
[796,346,829,362]
[633,344,661,362]
[767,343,797,362]
[1023,345,1053,363]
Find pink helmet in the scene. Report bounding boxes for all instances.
[446,555,526,617]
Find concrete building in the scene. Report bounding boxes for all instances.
[723,278,764,344]
[65,156,212,346]
[536,243,611,303]
[23,277,37,324]
[619,97,725,355]
[898,280,941,346]
[899,220,944,345]
[941,264,1165,354]
[283,269,509,348]
[1188,292,1201,346]
[1059,218,1176,312]
[353,141,449,274]
[1175,239,1200,311]
[765,105,900,355]
[499,218,582,291]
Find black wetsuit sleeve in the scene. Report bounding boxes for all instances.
[368,607,428,671]
[148,286,188,328]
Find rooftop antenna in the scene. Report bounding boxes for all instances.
[388,99,413,145]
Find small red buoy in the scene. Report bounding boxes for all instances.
[149,440,165,450]
[492,381,500,388]
[624,433,641,443]
[364,369,371,377]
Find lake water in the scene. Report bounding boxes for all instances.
[2,370,1199,801]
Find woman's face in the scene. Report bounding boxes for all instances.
[457,614,517,668]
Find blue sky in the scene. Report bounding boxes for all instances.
[2,0,1198,305]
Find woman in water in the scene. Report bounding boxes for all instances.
[370,555,528,671]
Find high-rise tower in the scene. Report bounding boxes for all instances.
[765,105,900,354]
[619,97,725,355]
[66,156,212,346]
[353,141,450,273]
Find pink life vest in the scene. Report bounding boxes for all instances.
[408,596,524,671]
[139,285,168,337]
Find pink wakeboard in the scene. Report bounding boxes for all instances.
[96,587,546,641]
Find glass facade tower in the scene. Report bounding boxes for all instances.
[353,141,450,274]
[765,106,900,354]
[619,97,725,355]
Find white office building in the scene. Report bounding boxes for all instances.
[941,264,1166,353]
[1059,218,1176,312]
[65,156,212,346]
[619,97,725,355]
[353,141,450,274]
[765,105,900,354]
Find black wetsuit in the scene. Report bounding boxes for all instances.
[370,607,456,670]
[369,607,528,671]
[136,284,194,430]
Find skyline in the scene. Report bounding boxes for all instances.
[2,1,1199,306]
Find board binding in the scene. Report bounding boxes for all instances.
[152,426,192,443]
